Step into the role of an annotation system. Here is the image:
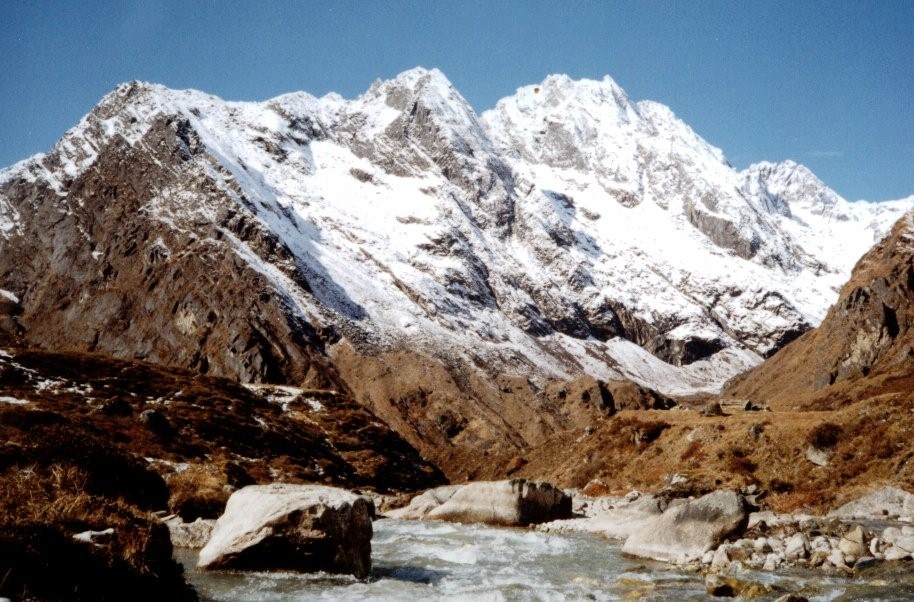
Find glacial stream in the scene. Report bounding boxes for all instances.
[176,519,914,601]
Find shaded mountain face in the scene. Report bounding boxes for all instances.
[723,211,914,410]
[1,68,911,474]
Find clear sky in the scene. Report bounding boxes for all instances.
[2,0,912,201]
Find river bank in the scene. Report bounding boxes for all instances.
[166,480,914,600]
[175,518,914,601]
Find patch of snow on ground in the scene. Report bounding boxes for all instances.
[0,396,30,405]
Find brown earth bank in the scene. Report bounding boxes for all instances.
[0,340,444,600]
[512,213,914,514]
[330,341,676,482]
[510,396,914,515]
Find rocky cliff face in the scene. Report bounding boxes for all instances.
[723,210,914,409]
[1,68,911,476]
[0,87,338,386]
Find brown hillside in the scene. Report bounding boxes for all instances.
[724,211,914,411]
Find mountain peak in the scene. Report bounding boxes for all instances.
[489,73,634,119]
[742,159,843,217]
[362,67,463,110]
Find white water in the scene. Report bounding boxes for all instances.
[176,519,914,601]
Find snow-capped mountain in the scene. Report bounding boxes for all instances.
[0,67,910,404]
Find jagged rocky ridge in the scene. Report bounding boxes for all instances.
[1,68,912,475]
[724,209,914,409]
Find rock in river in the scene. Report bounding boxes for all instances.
[197,484,373,578]
[390,479,571,526]
[622,490,748,564]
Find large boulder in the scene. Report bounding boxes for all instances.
[197,484,373,578]
[829,486,914,520]
[390,479,571,526]
[622,490,748,564]
[384,485,462,520]
[583,495,668,540]
[538,494,667,540]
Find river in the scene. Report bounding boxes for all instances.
[175,518,914,601]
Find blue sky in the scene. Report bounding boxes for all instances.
[2,0,912,200]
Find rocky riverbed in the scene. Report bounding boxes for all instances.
[175,518,914,601]
[165,480,914,600]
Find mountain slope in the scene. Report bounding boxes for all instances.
[723,210,914,410]
[1,68,912,476]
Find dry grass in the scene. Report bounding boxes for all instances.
[0,347,444,493]
[166,464,232,521]
[515,394,914,514]
[0,446,195,601]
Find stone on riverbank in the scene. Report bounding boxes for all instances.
[538,493,666,539]
[164,516,216,548]
[830,486,914,520]
[384,485,462,520]
[622,490,747,564]
[389,479,571,526]
[197,484,373,578]
[428,479,571,526]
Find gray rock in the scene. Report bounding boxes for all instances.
[567,495,667,540]
[838,524,867,557]
[754,536,773,553]
[197,484,373,578]
[884,545,910,561]
[830,486,914,520]
[426,479,571,526]
[827,548,849,570]
[384,485,462,520]
[882,526,901,544]
[854,556,879,571]
[762,552,781,571]
[165,516,216,548]
[711,544,732,570]
[894,534,914,553]
[621,490,748,564]
[785,533,809,560]
[805,446,830,466]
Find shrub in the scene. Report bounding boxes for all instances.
[807,422,842,449]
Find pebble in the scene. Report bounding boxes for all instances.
[827,548,848,570]
[763,552,781,571]
[785,533,808,559]
[884,545,910,561]
[711,545,731,570]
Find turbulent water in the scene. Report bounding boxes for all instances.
[176,519,914,601]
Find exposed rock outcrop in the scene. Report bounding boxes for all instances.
[724,211,914,410]
[197,484,374,577]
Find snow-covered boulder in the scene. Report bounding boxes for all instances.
[197,484,373,577]
[622,490,748,564]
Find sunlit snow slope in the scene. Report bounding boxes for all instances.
[1,68,910,395]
